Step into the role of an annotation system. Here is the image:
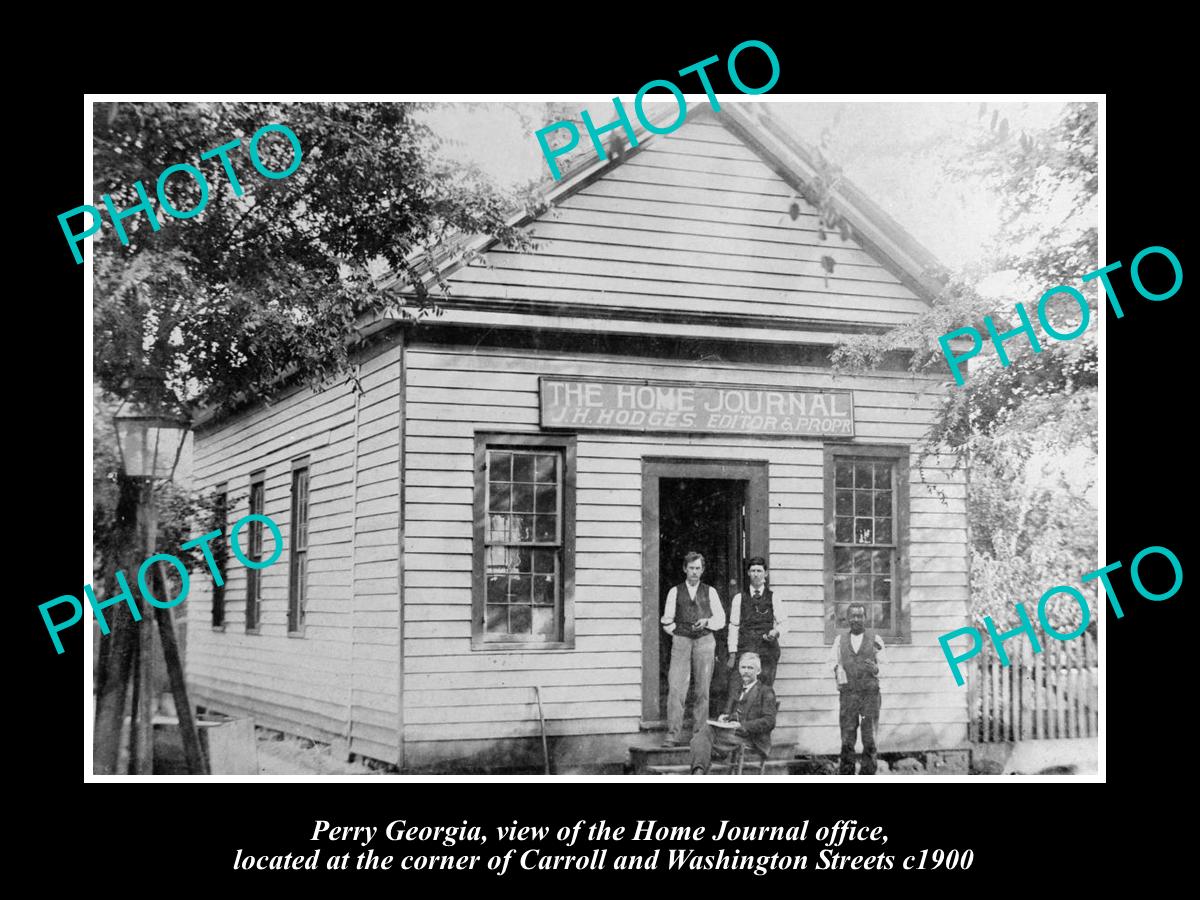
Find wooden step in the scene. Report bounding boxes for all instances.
[630,741,795,774]
[647,760,796,776]
[628,744,692,773]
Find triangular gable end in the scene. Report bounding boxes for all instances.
[401,105,945,334]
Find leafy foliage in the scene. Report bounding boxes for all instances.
[92,102,539,584]
[832,102,1098,446]
[830,103,1099,625]
[93,102,539,417]
[93,389,230,583]
[967,393,1098,633]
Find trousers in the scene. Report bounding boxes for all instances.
[667,631,715,742]
[689,724,749,774]
[838,689,881,775]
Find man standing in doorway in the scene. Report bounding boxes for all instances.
[831,603,887,775]
[661,552,726,747]
[727,556,787,686]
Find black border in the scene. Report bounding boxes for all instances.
[25,23,1190,884]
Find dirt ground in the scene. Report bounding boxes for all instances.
[254,731,388,775]
[195,730,1097,776]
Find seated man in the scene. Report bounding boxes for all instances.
[689,652,777,775]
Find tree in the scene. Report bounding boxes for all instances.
[90,102,539,771]
[831,102,1099,630]
[93,102,539,416]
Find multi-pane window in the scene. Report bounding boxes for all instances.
[833,458,895,629]
[486,449,561,638]
[474,434,576,648]
[825,447,908,641]
[246,474,265,632]
[288,465,310,634]
[211,484,228,629]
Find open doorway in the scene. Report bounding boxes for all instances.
[658,478,745,724]
[641,459,769,730]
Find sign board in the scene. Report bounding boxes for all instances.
[539,377,854,437]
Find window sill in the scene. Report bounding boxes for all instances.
[823,634,910,646]
[471,639,574,652]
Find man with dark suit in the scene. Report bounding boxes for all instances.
[689,652,777,775]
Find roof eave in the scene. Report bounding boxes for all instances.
[718,105,948,305]
[376,102,703,299]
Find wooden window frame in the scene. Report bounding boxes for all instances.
[823,444,911,644]
[287,458,310,637]
[245,471,265,634]
[211,483,228,631]
[472,432,576,651]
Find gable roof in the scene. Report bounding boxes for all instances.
[382,103,946,313]
[721,105,946,302]
[199,106,946,430]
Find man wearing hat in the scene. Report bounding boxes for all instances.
[727,557,788,686]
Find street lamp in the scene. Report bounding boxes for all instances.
[96,396,207,775]
[112,400,189,481]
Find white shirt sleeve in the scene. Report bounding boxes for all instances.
[661,586,678,629]
[727,593,743,650]
[708,590,726,631]
[772,594,788,637]
[829,634,842,673]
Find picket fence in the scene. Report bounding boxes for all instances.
[968,630,1098,742]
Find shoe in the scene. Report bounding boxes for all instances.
[662,738,680,748]
[691,767,705,776]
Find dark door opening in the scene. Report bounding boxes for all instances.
[641,459,769,727]
[657,478,746,732]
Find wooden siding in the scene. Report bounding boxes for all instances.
[187,342,404,762]
[182,110,968,769]
[402,343,968,757]
[447,119,927,328]
[349,348,403,763]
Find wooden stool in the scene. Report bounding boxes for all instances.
[731,743,769,775]
[729,697,780,775]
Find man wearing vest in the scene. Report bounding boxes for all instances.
[689,652,777,775]
[661,552,726,747]
[831,603,888,775]
[727,556,788,686]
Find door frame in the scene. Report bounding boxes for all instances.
[640,457,770,725]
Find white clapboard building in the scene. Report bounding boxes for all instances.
[186,104,968,772]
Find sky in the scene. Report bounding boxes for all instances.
[420,99,1075,282]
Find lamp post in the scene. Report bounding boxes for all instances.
[112,401,190,484]
[99,397,208,775]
